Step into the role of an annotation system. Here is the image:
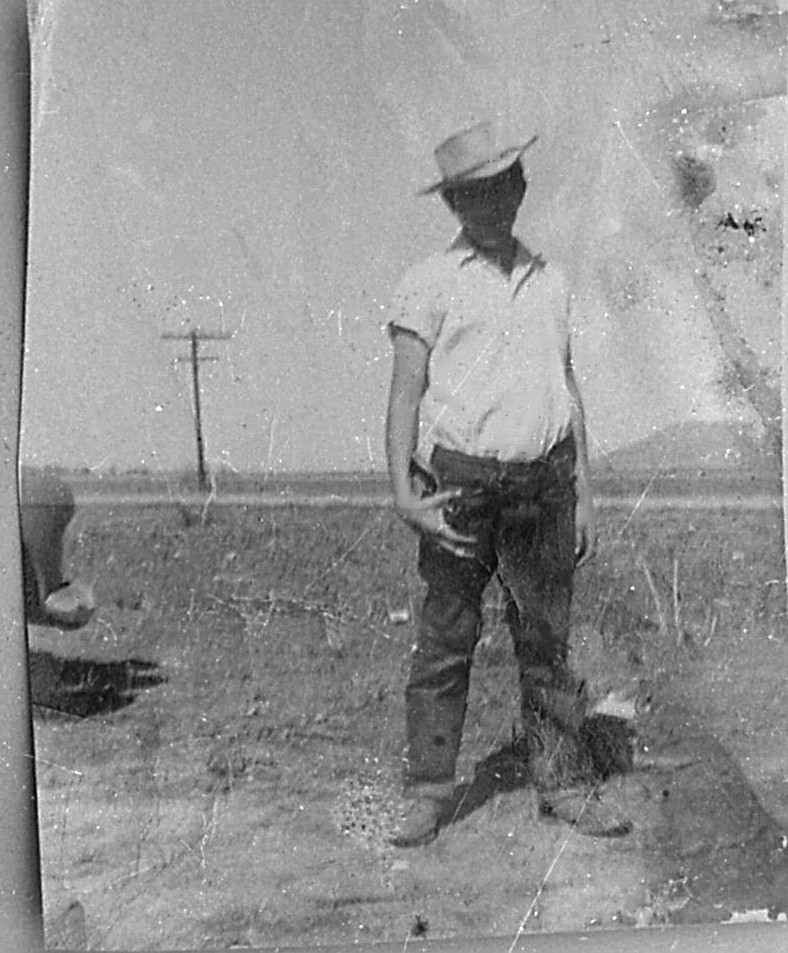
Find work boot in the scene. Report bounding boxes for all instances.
[538,788,632,837]
[389,797,443,848]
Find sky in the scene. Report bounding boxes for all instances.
[20,0,785,473]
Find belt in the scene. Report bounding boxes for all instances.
[431,432,575,483]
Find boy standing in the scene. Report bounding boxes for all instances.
[385,122,630,847]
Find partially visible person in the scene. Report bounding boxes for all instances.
[20,467,95,629]
[384,121,629,847]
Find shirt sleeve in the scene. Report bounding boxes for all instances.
[387,258,446,349]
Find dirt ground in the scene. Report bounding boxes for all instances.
[28,493,788,950]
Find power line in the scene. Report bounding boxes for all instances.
[161,328,232,491]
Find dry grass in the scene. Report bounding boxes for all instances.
[30,499,788,948]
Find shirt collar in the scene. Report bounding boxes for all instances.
[447,231,536,274]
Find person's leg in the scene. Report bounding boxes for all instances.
[498,493,592,791]
[495,441,631,836]
[19,469,95,629]
[392,453,499,846]
[19,469,74,610]
[403,505,496,798]
[496,440,586,750]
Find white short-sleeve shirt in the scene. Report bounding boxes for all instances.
[389,235,574,463]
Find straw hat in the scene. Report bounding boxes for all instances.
[419,121,538,196]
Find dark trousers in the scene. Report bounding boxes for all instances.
[404,433,587,798]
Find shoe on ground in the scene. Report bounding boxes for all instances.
[538,788,632,837]
[43,581,95,629]
[389,797,442,848]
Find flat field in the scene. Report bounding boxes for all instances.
[30,495,788,949]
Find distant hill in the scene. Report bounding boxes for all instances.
[591,420,782,497]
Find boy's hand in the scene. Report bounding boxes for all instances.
[574,489,597,567]
[395,488,477,559]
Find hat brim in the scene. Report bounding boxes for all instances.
[418,134,539,196]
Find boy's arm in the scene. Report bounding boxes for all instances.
[386,328,475,557]
[564,337,597,566]
[386,329,428,505]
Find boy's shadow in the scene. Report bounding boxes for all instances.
[441,736,533,826]
[30,650,166,718]
[440,715,634,827]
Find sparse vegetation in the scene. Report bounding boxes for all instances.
[32,497,788,948]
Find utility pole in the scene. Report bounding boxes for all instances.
[161,328,231,491]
